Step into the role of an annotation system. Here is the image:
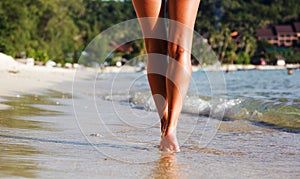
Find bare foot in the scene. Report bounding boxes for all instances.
[159,129,180,152]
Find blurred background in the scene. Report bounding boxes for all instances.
[0,0,299,67]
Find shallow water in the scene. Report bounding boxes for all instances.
[103,69,300,131]
[0,90,70,178]
[0,91,69,178]
[0,71,300,178]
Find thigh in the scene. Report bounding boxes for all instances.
[132,0,167,53]
[168,0,200,51]
[168,0,200,27]
[132,0,166,37]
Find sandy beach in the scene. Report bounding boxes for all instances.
[0,53,299,178]
[0,53,77,97]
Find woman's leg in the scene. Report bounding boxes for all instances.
[160,0,200,152]
[132,1,169,132]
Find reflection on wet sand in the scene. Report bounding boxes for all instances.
[0,91,69,178]
[0,93,65,130]
[0,143,42,178]
[152,153,182,179]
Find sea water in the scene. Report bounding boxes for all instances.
[101,69,300,132]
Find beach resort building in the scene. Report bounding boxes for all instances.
[293,22,300,38]
[256,22,300,47]
[256,28,278,46]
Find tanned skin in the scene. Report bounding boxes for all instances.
[132,0,200,152]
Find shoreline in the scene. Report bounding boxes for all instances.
[0,65,76,97]
[218,63,300,72]
[0,53,298,107]
[0,51,299,104]
[0,53,97,98]
[99,64,300,73]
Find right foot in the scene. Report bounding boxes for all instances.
[159,129,180,152]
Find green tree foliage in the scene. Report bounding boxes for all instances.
[0,0,299,65]
[0,0,84,63]
[197,0,300,64]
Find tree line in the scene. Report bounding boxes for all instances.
[0,0,299,65]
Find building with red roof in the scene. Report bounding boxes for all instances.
[274,25,297,46]
[293,22,300,38]
[256,28,278,46]
[256,22,300,47]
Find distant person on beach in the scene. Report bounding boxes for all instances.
[132,0,200,152]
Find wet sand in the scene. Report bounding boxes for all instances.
[0,67,299,178]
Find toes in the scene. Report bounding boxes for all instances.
[159,135,180,152]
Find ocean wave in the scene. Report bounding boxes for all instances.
[104,91,300,132]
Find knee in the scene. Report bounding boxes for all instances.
[168,43,186,60]
[145,38,167,54]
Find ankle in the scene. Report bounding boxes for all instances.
[162,126,176,137]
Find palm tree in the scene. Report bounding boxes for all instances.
[240,32,257,57]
